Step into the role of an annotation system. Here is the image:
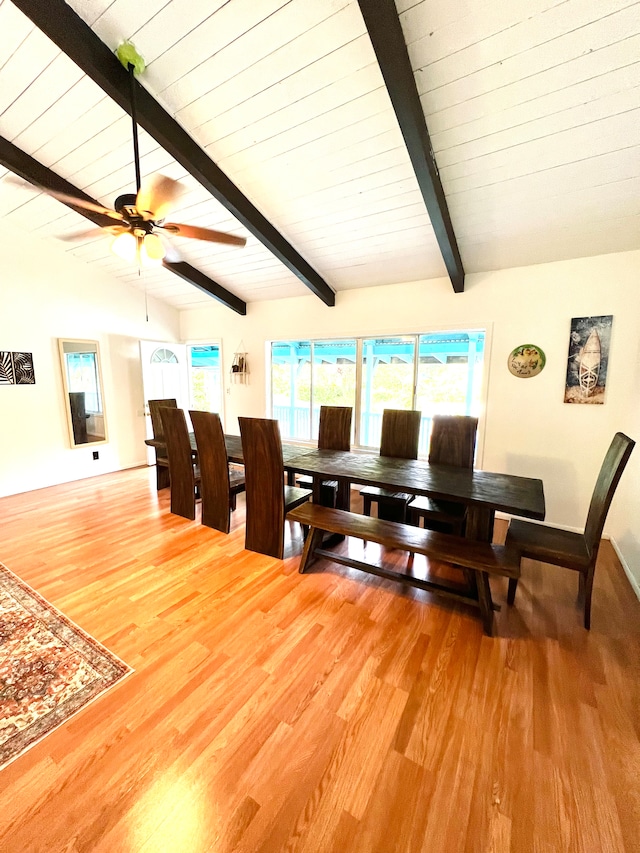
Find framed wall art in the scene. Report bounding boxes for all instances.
[564,315,612,404]
[0,351,35,385]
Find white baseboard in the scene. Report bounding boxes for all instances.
[610,536,640,602]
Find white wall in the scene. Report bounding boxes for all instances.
[181,250,640,587]
[0,224,180,497]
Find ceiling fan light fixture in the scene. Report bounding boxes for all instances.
[111,231,165,267]
[111,230,137,262]
[140,233,165,267]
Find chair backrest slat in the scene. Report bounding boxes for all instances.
[380,409,421,460]
[583,432,635,557]
[428,415,478,469]
[239,417,286,558]
[318,406,352,451]
[160,407,196,520]
[148,398,177,442]
[190,410,232,533]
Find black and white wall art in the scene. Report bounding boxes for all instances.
[0,351,36,385]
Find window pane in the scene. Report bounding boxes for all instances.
[189,344,222,412]
[416,332,485,449]
[271,341,312,439]
[360,337,415,448]
[151,347,178,364]
[311,339,357,438]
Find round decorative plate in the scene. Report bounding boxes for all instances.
[508,344,546,378]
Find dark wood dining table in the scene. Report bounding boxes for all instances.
[146,433,314,468]
[147,432,545,541]
[279,445,545,543]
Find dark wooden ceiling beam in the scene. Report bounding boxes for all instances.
[162,261,246,314]
[0,135,247,315]
[357,0,465,293]
[13,0,336,307]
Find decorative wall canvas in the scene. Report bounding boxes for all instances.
[0,351,35,385]
[0,351,14,384]
[564,315,612,404]
[12,352,35,384]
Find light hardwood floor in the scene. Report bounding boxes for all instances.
[1,466,639,853]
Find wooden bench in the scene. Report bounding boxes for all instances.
[287,504,520,636]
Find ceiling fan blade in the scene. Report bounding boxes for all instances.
[4,174,124,220]
[160,222,247,246]
[56,225,128,242]
[136,174,183,221]
[44,189,124,220]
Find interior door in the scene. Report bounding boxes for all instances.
[140,340,189,462]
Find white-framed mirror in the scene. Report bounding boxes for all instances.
[58,339,108,448]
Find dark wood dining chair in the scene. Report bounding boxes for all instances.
[148,398,177,489]
[506,431,635,629]
[360,409,422,523]
[297,406,353,508]
[407,415,478,534]
[189,410,246,533]
[160,406,201,520]
[239,417,312,558]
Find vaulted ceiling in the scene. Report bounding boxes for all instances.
[1,0,638,312]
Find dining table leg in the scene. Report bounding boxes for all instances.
[465,506,495,543]
[336,479,350,511]
[465,506,496,634]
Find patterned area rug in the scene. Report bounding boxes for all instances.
[0,562,132,770]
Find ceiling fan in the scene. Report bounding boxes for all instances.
[18,43,247,266]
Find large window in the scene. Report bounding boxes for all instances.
[270,331,485,452]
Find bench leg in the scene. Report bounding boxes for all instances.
[462,568,478,595]
[298,526,324,573]
[476,571,494,636]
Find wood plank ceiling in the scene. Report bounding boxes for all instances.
[0,0,638,311]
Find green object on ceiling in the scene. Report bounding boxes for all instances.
[115,41,146,76]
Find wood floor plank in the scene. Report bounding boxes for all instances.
[0,467,639,853]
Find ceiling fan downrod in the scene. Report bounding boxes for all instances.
[128,63,142,194]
